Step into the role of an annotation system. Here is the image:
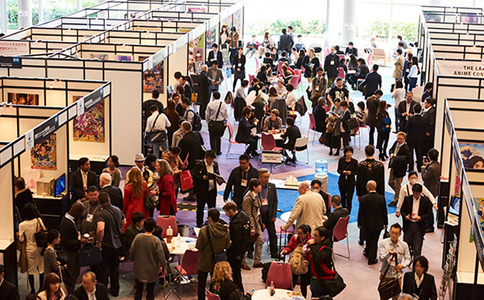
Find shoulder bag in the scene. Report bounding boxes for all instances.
[34,218,48,248]
[313,245,346,297]
[144,183,156,210]
[206,226,227,264]
[150,113,167,143]
[209,102,226,136]
[378,253,402,299]
[288,241,308,275]
[78,243,102,267]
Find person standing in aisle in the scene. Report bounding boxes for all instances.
[145,105,171,158]
[199,65,211,120]
[242,179,265,268]
[391,80,405,132]
[206,91,229,156]
[207,61,224,94]
[258,168,280,259]
[393,49,405,82]
[397,92,419,133]
[223,154,259,209]
[0,265,20,300]
[99,173,123,212]
[421,148,441,200]
[402,256,438,300]
[232,47,246,92]
[279,28,294,54]
[70,157,98,202]
[208,43,223,68]
[377,100,391,161]
[337,146,358,214]
[422,98,436,155]
[324,46,340,87]
[406,104,425,172]
[366,90,382,147]
[228,27,240,66]
[388,132,411,207]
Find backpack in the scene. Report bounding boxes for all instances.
[288,238,308,275]
[189,109,202,131]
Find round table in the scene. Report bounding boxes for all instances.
[252,288,294,300]
[167,237,197,255]
[280,211,292,223]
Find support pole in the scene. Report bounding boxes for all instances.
[18,0,32,29]
[342,0,356,45]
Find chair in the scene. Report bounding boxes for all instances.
[206,289,221,300]
[175,249,200,295]
[372,48,387,66]
[337,54,345,61]
[337,67,346,81]
[156,215,178,238]
[277,61,285,75]
[290,74,300,90]
[226,121,247,159]
[260,132,283,166]
[332,216,350,259]
[293,137,309,166]
[266,261,292,290]
[308,112,320,145]
[323,48,330,57]
[248,74,255,84]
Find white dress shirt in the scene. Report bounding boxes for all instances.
[81,170,88,190]
[205,159,215,191]
[145,111,171,133]
[415,272,424,288]
[86,286,97,300]
[397,182,435,213]
[286,91,297,110]
[378,237,411,279]
[411,196,421,221]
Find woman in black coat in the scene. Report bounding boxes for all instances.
[337,146,358,214]
[302,48,320,81]
[402,256,437,300]
[14,177,34,220]
[232,47,246,92]
[210,261,252,300]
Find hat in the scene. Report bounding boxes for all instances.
[134,153,145,162]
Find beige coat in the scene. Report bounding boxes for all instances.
[242,191,262,232]
[393,55,404,79]
[282,191,326,232]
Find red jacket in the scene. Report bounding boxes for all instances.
[158,175,177,215]
[282,234,313,261]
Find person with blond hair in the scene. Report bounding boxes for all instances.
[123,167,149,230]
[209,261,253,300]
[388,132,411,207]
[153,159,177,216]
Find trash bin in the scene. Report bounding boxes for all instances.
[178,225,190,237]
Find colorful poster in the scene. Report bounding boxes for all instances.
[72,96,105,142]
[143,61,164,93]
[460,143,484,169]
[232,9,242,37]
[178,28,191,34]
[90,53,108,60]
[222,15,232,29]
[189,33,205,73]
[188,7,206,12]
[8,93,39,105]
[31,133,56,170]
[206,26,217,50]
[116,55,133,61]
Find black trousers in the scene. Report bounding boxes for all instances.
[261,211,278,257]
[341,131,350,148]
[338,181,355,214]
[233,69,245,91]
[404,222,424,258]
[208,123,225,154]
[228,255,243,291]
[64,251,79,293]
[378,130,390,156]
[135,279,155,300]
[292,271,311,298]
[196,189,217,227]
[229,48,237,65]
[369,126,376,146]
[364,229,381,264]
[97,246,121,294]
[197,270,211,300]
[408,141,423,171]
[200,96,209,120]
[243,137,258,156]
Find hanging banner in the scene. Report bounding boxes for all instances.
[0,41,29,56]
[437,60,484,77]
[33,116,59,144]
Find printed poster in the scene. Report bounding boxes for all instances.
[189,33,205,73]
[31,133,56,170]
[8,93,39,105]
[460,143,484,169]
[72,96,105,143]
[143,61,164,93]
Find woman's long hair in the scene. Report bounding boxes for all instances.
[40,273,62,300]
[127,167,144,198]
[378,100,388,116]
[22,202,42,221]
[157,159,174,177]
[212,261,233,282]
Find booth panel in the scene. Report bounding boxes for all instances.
[47,68,85,82]
[448,99,484,110]
[450,110,484,128]
[168,45,188,88]
[85,70,104,80]
[441,120,452,177]
[103,61,143,70]
[19,118,45,137]
[9,68,46,78]
[0,163,14,244]
[467,172,484,185]
[18,107,60,118]
[0,119,18,141]
[455,130,484,141]
[46,90,69,107]
[3,79,44,88]
[67,81,104,91]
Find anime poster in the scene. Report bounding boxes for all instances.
[188,34,204,73]
[143,61,164,93]
[90,53,108,60]
[72,96,105,142]
[232,9,242,36]
[188,7,206,12]
[460,143,484,169]
[206,26,217,50]
[222,15,232,29]
[31,133,56,170]
[8,93,39,105]
[116,55,133,61]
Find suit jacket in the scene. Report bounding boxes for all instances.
[0,280,20,300]
[397,100,419,132]
[279,33,294,52]
[281,125,302,150]
[389,142,411,178]
[198,71,211,99]
[313,105,327,132]
[406,114,425,145]
[60,215,82,252]
[358,192,388,231]
[73,283,110,300]
[324,54,340,78]
[323,206,349,235]
[401,195,433,236]
[422,106,436,136]
[223,165,259,205]
[179,131,203,171]
[233,54,246,71]
[362,72,382,97]
[422,161,441,197]
[302,56,320,78]
[356,159,385,196]
[100,185,123,211]
[259,182,278,219]
[71,169,98,201]
[402,272,438,300]
[207,50,223,67]
[235,117,256,143]
[366,95,380,127]
[193,160,220,196]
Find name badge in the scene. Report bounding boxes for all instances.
[241,179,248,187]
[315,86,319,91]
[330,61,334,65]
[261,198,268,206]
[238,63,242,67]
[412,213,417,219]
[86,214,93,222]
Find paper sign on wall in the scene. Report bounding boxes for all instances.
[77,98,85,116]
[0,41,29,56]
[25,130,34,150]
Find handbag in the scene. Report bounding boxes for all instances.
[150,113,167,143]
[180,170,194,193]
[58,265,68,296]
[319,271,346,297]
[34,218,48,248]
[144,187,156,211]
[19,233,28,273]
[77,244,102,267]
[209,102,226,136]
[347,117,359,130]
[378,253,402,299]
[207,226,227,264]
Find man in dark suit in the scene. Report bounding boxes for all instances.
[324,46,340,87]
[198,65,211,119]
[402,256,438,299]
[235,107,259,158]
[263,52,276,73]
[277,117,302,163]
[71,157,98,202]
[258,168,280,259]
[224,154,259,209]
[388,132,412,207]
[397,91,419,132]
[60,202,90,293]
[313,98,327,141]
[0,265,19,300]
[179,121,203,172]
[278,28,294,54]
[207,43,223,68]
[422,148,441,232]
[73,271,110,300]
[405,104,425,172]
[323,195,349,236]
[99,173,123,211]
[401,183,433,258]
[366,90,382,146]
[422,98,436,156]
[358,181,388,265]
[193,150,221,227]
[361,64,382,98]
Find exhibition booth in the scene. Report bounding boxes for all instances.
[0,77,110,285]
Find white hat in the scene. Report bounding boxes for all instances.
[134,153,145,162]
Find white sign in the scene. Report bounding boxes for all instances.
[437,60,484,77]
[0,41,29,56]
[261,152,282,164]
[25,130,34,151]
[77,98,85,116]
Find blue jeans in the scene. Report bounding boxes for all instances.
[408,77,417,91]
[152,140,168,158]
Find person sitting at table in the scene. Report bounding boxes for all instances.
[263,52,275,73]
[267,87,279,108]
[277,117,301,164]
[285,84,297,111]
[263,109,283,133]
[275,79,287,98]
[256,65,269,88]
[236,107,259,159]
[281,64,293,85]
[210,261,253,300]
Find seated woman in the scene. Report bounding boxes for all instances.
[356,101,368,126]
[281,64,293,85]
[256,65,269,87]
[281,224,313,298]
[277,117,301,163]
[210,261,253,300]
[267,87,279,108]
[285,84,297,111]
[402,256,437,300]
[263,109,282,133]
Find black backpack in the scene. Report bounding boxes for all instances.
[189,109,202,131]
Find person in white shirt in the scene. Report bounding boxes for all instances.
[378,223,412,300]
[205,91,229,155]
[275,79,287,98]
[145,105,171,158]
[396,171,437,218]
[391,80,405,131]
[285,83,297,111]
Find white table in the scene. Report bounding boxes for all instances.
[166,237,197,255]
[280,211,292,223]
[271,179,312,190]
[252,288,294,300]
